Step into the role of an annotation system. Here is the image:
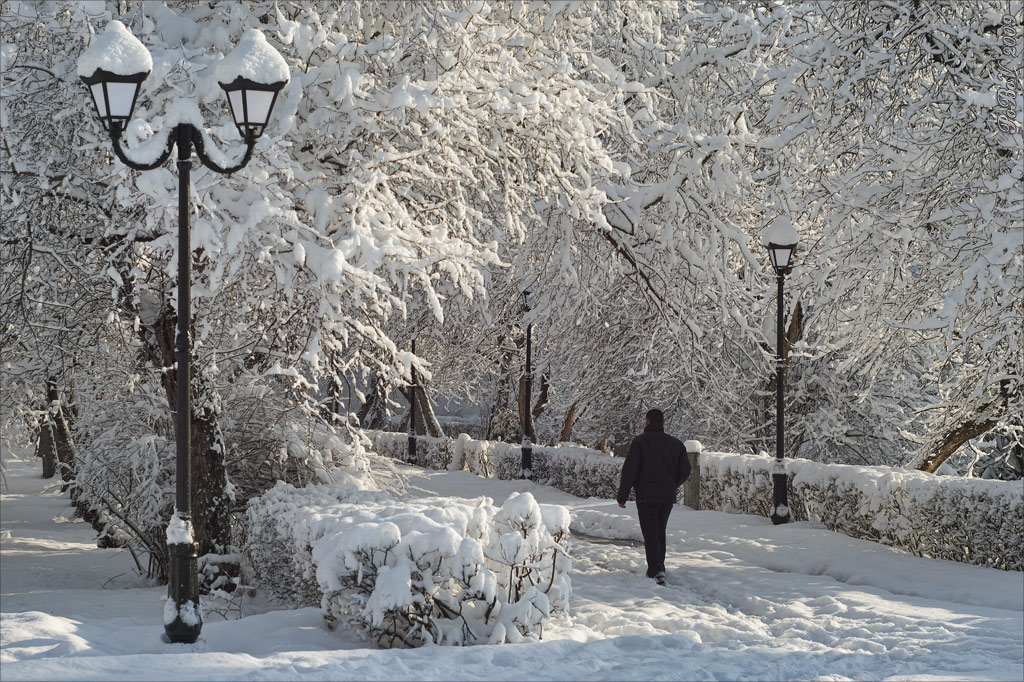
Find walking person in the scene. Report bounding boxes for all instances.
[616,408,691,585]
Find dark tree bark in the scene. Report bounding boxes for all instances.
[45,378,75,492]
[37,406,57,480]
[485,338,515,441]
[558,401,579,444]
[141,306,231,556]
[914,413,1003,473]
[356,373,381,427]
[912,381,1012,473]
[398,383,444,438]
[357,374,391,431]
[532,373,550,421]
[415,385,443,437]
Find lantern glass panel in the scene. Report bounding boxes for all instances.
[105,81,140,118]
[228,89,245,125]
[89,83,108,117]
[772,246,792,269]
[243,89,276,126]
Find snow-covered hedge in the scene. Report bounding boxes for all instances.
[367,430,630,501]
[701,453,1023,571]
[243,479,571,647]
[364,431,1023,571]
[365,430,454,470]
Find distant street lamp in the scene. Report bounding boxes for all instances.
[521,288,534,479]
[762,216,799,526]
[79,21,289,643]
[409,339,417,461]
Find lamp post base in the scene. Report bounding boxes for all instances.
[770,471,790,525]
[164,541,201,643]
[521,438,533,480]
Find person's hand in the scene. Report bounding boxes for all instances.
[617,502,626,509]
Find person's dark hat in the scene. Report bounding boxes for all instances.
[645,408,664,425]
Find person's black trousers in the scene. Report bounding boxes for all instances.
[636,502,673,577]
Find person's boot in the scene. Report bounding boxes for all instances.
[654,571,666,586]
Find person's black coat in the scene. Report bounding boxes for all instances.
[616,424,691,505]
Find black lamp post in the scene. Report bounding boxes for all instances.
[79,22,289,644]
[521,289,534,479]
[762,217,799,526]
[409,339,417,461]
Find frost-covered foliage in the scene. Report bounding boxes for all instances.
[345,0,1022,472]
[244,480,571,647]
[702,453,1023,571]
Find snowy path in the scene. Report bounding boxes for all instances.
[2,458,1022,681]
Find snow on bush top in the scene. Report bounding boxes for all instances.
[760,215,800,246]
[214,29,289,85]
[77,20,152,77]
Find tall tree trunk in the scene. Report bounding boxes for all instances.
[45,378,75,492]
[363,374,391,431]
[485,343,515,441]
[398,384,444,437]
[415,385,444,438]
[558,401,578,444]
[532,373,550,421]
[36,391,57,479]
[516,372,550,441]
[141,306,231,557]
[188,376,232,555]
[356,373,381,427]
[398,385,420,434]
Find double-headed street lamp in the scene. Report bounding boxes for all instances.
[78,21,289,644]
[521,288,534,479]
[761,216,799,526]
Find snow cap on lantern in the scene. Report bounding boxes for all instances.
[77,21,152,132]
[760,215,800,274]
[77,20,153,78]
[215,29,290,141]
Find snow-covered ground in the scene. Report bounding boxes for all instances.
[2,456,1021,681]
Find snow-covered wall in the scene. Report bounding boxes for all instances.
[364,431,1023,571]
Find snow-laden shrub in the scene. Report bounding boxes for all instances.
[240,475,385,609]
[457,436,521,480]
[243,481,571,647]
[366,430,1023,570]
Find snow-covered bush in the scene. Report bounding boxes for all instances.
[243,481,571,647]
[703,452,1024,571]
[456,436,521,481]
